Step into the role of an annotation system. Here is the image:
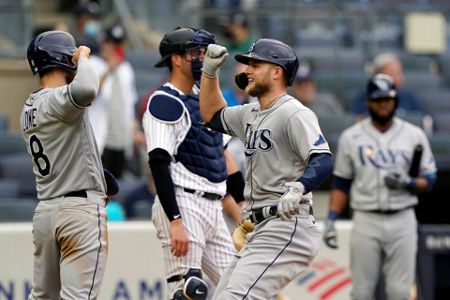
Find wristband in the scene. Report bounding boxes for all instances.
[227,171,245,203]
[327,210,338,221]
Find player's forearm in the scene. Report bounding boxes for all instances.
[412,173,436,194]
[148,149,181,221]
[328,190,349,215]
[199,74,227,123]
[69,57,99,107]
[297,153,333,193]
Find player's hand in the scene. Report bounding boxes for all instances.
[170,219,189,257]
[202,44,229,78]
[323,220,338,249]
[72,46,91,65]
[277,182,304,220]
[384,172,412,191]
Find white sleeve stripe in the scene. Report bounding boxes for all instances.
[67,85,87,109]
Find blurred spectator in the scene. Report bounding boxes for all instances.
[292,61,344,115]
[32,22,70,38]
[122,169,156,218]
[71,1,101,54]
[221,12,256,55]
[88,25,138,179]
[352,52,422,120]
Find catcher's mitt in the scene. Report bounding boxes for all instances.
[232,219,255,251]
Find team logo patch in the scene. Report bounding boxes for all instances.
[248,41,256,52]
[244,123,273,157]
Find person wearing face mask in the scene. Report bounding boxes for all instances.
[72,1,101,54]
[88,24,138,179]
[142,27,245,300]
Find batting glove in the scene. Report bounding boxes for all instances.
[202,44,229,78]
[323,220,338,249]
[277,182,304,220]
[384,172,414,191]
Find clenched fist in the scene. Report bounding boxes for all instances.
[202,44,229,78]
[277,182,304,220]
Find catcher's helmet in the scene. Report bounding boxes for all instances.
[234,38,299,85]
[27,31,77,75]
[154,27,216,68]
[366,73,398,101]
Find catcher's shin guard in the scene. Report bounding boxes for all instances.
[168,268,208,300]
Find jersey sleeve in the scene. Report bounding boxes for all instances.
[221,103,253,140]
[286,109,331,162]
[417,130,437,176]
[142,91,189,157]
[44,57,99,123]
[333,131,354,179]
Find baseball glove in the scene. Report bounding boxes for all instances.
[104,168,119,197]
[232,219,255,251]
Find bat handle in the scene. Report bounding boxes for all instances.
[258,204,278,219]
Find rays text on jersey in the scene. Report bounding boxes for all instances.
[244,125,273,157]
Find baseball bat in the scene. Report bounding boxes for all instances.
[408,144,423,177]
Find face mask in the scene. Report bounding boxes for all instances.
[191,59,203,81]
[84,20,100,38]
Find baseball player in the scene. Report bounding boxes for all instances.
[198,39,333,299]
[21,31,112,299]
[323,74,437,299]
[142,27,245,300]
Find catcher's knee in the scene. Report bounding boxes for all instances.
[169,268,208,300]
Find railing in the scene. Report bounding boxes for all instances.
[0,0,33,58]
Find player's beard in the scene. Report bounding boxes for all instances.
[246,81,270,98]
[368,106,395,125]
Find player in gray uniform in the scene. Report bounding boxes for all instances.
[22,31,113,300]
[143,27,245,300]
[323,74,437,300]
[198,39,333,299]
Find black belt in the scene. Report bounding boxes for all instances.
[183,188,222,201]
[250,204,314,225]
[365,206,412,215]
[64,190,87,198]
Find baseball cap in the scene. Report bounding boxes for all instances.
[103,25,126,44]
[222,12,249,28]
[74,1,101,18]
[295,60,313,82]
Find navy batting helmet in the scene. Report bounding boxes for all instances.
[154,27,216,68]
[234,38,299,85]
[366,73,398,101]
[27,31,77,75]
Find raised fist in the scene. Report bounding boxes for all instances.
[202,44,229,78]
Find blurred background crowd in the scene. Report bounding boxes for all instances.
[1,0,450,225]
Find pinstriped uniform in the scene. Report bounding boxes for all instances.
[142,82,235,296]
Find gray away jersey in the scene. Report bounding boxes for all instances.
[334,117,436,211]
[220,94,331,209]
[20,86,106,200]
